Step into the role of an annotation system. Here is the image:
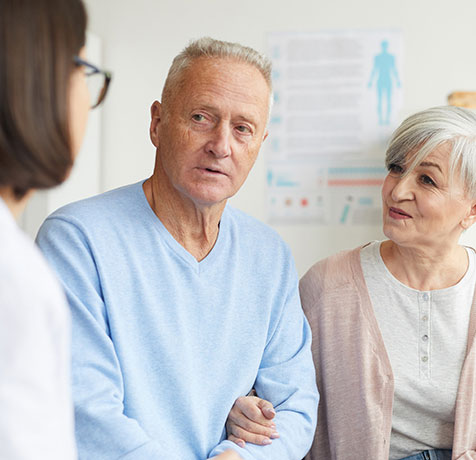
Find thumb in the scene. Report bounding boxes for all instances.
[257,399,276,420]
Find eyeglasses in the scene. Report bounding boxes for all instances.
[73,56,112,109]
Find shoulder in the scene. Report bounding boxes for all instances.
[0,221,67,320]
[46,182,144,227]
[224,206,295,280]
[38,182,145,243]
[299,247,369,330]
[300,247,362,300]
[225,205,289,253]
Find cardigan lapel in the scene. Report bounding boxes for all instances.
[349,246,394,457]
[452,258,476,460]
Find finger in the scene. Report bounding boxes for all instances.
[228,410,276,435]
[227,424,273,446]
[257,398,276,420]
[228,403,254,425]
[235,397,274,427]
[228,434,246,449]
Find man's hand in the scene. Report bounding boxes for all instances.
[211,450,243,459]
[226,396,279,447]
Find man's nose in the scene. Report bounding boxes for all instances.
[391,173,414,201]
[205,122,232,158]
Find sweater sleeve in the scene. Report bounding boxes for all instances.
[208,255,319,460]
[36,216,180,460]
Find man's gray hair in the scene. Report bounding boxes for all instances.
[161,37,273,112]
[386,106,476,197]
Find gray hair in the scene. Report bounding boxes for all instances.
[161,37,273,117]
[386,106,476,197]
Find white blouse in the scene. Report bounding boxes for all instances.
[361,241,475,460]
[0,198,76,459]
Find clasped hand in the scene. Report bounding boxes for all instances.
[226,395,279,447]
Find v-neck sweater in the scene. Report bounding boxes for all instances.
[36,181,318,460]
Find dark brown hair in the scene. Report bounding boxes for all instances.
[0,0,87,199]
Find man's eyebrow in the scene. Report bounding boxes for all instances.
[235,114,259,126]
[193,104,216,112]
[192,104,260,126]
[418,161,443,173]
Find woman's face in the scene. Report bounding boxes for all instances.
[381,143,476,251]
[68,46,90,157]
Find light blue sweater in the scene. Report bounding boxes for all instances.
[37,182,318,460]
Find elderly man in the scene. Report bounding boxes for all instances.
[36,37,318,460]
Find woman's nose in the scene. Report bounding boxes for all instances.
[391,173,414,201]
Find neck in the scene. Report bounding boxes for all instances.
[143,176,225,262]
[0,188,30,219]
[380,239,469,291]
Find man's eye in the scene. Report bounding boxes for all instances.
[192,114,205,122]
[236,125,251,134]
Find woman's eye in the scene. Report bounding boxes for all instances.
[420,174,436,186]
[192,114,205,122]
[388,163,403,174]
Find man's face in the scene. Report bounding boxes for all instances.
[150,57,270,208]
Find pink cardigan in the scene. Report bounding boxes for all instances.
[300,247,476,460]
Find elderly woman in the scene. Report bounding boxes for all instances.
[226,106,476,460]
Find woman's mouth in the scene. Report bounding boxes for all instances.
[389,207,412,219]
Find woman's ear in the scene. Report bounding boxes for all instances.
[461,202,476,230]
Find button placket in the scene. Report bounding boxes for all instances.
[419,292,431,378]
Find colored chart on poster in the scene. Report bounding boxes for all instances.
[267,30,403,225]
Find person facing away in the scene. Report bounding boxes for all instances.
[36,37,318,460]
[225,106,476,460]
[0,0,111,458]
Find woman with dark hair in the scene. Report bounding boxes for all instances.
[0,0,111,457]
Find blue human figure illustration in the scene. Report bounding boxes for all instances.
[368,40,401,125]
[267,169,273,186]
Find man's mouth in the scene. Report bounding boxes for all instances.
[199,167,226,176]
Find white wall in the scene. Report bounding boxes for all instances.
[83,0,476,275]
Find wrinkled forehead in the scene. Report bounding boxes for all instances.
[186,56,271,89]
[392,140,452,173]
[179,57,271,101]
[407,141,451,166]
[404,142,472,191]
[168,57,272,120]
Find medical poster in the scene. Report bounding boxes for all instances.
[266,30,403,225]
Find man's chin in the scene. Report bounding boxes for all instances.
[185,188,232,209]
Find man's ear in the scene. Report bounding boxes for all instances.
[149,101,162,148]
[262,130,269,142]
[461,202,476,230]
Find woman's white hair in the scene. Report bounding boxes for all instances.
[161,37,273,117]
[386,106,476,197]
